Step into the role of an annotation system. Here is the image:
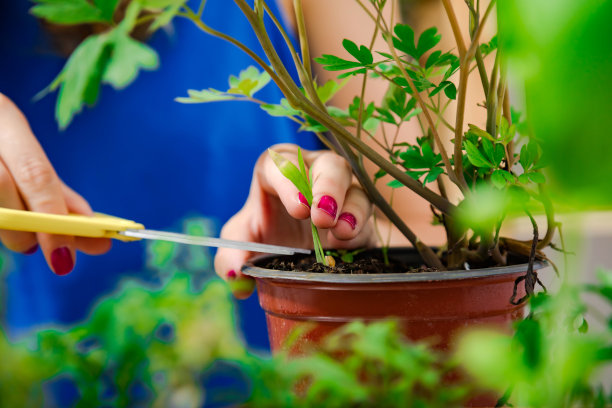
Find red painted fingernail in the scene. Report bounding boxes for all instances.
[24,244,39,255]
[339,212,357,230]
[227,270,237,280]
[51,247,74,276]
[317,195,337,219]
[298,192,310,209]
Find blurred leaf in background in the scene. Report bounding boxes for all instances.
[498,0,612,207]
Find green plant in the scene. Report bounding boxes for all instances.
[30,0,561,282]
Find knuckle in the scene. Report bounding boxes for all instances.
[16,156,56,192]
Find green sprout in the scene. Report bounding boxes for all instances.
[268,147,328,266]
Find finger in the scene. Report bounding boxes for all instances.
[0,158,38,254]
[61,182,112,255]
[260,144,311,220]
[325,217,377,249]
[309,152,353,229]
[0,94,75,275]
[214,210,256,299]
[330,184,373,241]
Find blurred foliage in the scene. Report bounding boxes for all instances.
[498,0,612,207]
[457,270,612,407]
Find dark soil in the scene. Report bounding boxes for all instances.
[260,248,440,275]
[258,247,535,275]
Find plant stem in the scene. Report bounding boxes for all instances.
[441,0,467,58]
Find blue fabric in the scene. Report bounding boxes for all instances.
[0,0,319,351]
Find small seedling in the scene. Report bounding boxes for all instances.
[268,148,328,266]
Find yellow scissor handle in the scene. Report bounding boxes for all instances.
[0,207,144,241]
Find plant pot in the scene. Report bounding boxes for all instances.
[242,248,547,354]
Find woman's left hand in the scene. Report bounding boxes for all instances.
[214,144,376,298]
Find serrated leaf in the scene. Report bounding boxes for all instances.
[373,168,387,181]
[424,167,444,184]
[176,88,234,103]
[314,54,362,71]
[316,79,345,104]
[227,66,271,97]
[399,147,429,169]
[416,27,441,58]
[374,107,396,124]
[464,140,493,168]
[429,80,453,98]
[260,99,301,117]
[425,50,442,69]
[342,39,373,65]
[49,33,111,128]
[103,31,159,89]
[518,173,530,184]
[392,23,418,59]
[30,0,107,25]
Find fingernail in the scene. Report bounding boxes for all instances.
[298,192,310,209]
[24,244,39,255]
[317,195,337,219]
[51,247,74,276]
[227,269,237,280]
[339,212,357,230]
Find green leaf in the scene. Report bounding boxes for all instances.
[514,318,542,370]
[494,143,506,166]
[315,79,346,104]
[30,0,107,24]
[443,82,457,99]
[392,23,418,59]
[228,66,271,97]
[424,167,444,184]
[268,149,312,203]
[425,50,442,69]
[479,35,498,56]
[464,140,493,168]
[50,33,110,128]
[468,124,495,141]
[481,138,495,163]
[260,99,301,117]
[491,170,506,189]
[176,88,235,103]
[519,143,532,171]
[314,54,362,71]
[103,31,159,89]
[416,27,441,58]
[95,0,120,21]
[527,172,546,183]
[342,39,373,65]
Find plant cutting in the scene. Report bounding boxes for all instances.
[30,0,556,356]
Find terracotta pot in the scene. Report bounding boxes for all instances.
[242,248,547,353]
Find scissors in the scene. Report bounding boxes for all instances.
[0,207,311,256]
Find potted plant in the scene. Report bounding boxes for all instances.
[30,0,554,355]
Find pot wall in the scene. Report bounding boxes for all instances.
[254,272,527,353]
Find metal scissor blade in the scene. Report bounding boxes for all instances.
[119,229,311,256]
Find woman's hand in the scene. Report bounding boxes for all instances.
[0,93,111,274]
[214,144,376,298]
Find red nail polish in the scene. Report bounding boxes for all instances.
[51,247,74,276]
[227,270,237,280]
[339,212,357,230]
[298,192,310,209]
[24,244,39,255]
[317,195,338,219]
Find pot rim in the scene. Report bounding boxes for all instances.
[242,249,548,283]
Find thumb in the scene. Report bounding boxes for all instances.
[214,210,256,299]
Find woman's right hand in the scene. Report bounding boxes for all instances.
[0,93,111,275]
